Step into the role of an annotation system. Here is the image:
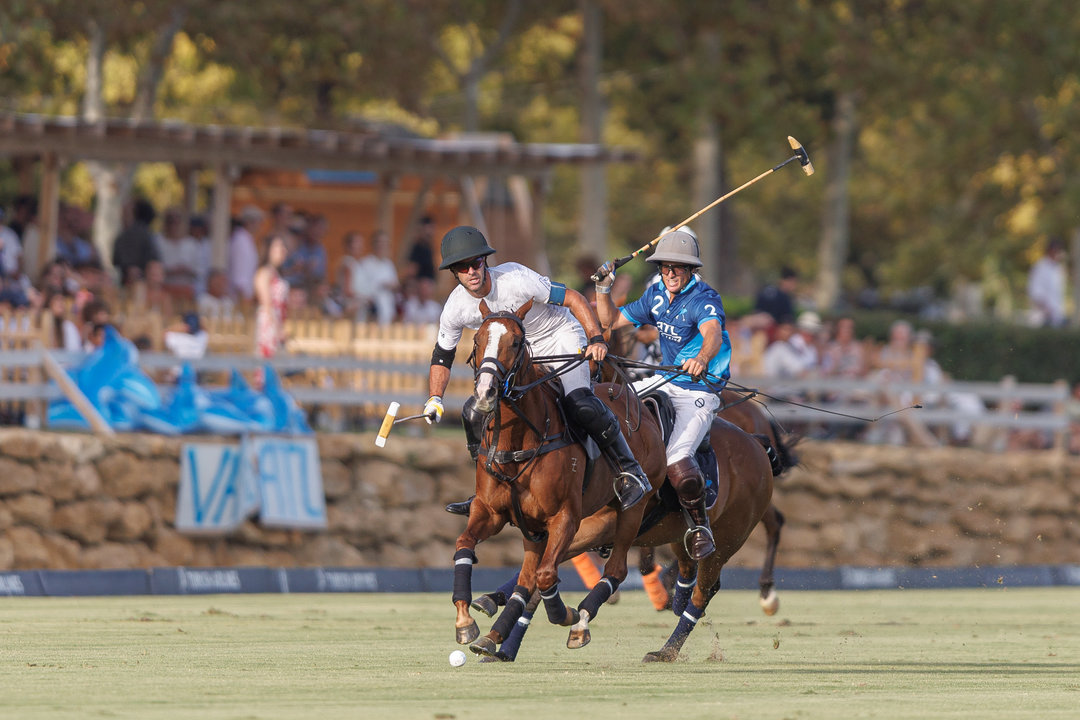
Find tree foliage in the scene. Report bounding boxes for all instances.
[2,0,1078,313]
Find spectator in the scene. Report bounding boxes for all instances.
[156,208,201,301]
[253,235,289,359]
[762,316,814,379]
[164,312,209,363]
[265,202,297,253]
[197,269,237,319]
[229,205,264,301]
[8,195,41,282]
[189,216,212,296]
[140,260,174,319]
[311,280,344,318]
[54,205,99,269]
[793,311,825,373]
[112,198,160,286]
[1,209,22,280]
[751,266,799,332]
[401,277,442,324]
[38,259,74,297]
[403,215,436,284]
[1027,237,1067,327]
[917,330,987,447]
[360,229,400,325]
[282,213,328,292]
[339,231,373,320]
[875,319,918,381]
[80,299,111,351]
[42,290,82,352]
[821,316,868,378]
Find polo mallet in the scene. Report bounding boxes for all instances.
[374,402,429,447]
[591,135,814,282]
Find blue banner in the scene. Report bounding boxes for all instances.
[176,436,323,533]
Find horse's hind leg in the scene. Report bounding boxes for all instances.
[758,504,784,616]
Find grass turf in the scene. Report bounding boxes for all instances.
[2,587,1078,719]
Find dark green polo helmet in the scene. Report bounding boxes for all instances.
[439,225,496,269]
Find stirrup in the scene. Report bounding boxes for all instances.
[613,472,648,511]
[683,525,716,561]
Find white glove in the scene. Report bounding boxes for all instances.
[423,395,444,424]
[594,261,616,293]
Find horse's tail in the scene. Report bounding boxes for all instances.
[768,419,800,476]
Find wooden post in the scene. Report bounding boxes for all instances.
[38,152,61,272]
[1051,378,1068,456]
[210,163,234,270]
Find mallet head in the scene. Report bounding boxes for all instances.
[787,136,815,176]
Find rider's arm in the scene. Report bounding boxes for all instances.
[682,318,723,378]
[428,343,455,398]
[594,288,633,334]
[561,287,610,362]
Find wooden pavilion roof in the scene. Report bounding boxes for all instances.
[0,112,636,177]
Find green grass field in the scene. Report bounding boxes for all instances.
[2,588,1078,719]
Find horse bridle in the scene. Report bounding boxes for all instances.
[470,311,530,402]
[470,311,573,542]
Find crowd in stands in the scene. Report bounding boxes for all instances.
[1,194,1076,450]
[0,195,446,365]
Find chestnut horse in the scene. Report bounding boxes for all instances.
[563,414,775,661]
[451,300,667,657]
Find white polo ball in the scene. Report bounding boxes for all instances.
[448,650,467,667]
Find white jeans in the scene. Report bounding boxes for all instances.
[531,324,591,395]
[632,378,720,464]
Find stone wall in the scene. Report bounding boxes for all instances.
[1,428,1078,571]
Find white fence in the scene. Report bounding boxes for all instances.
[0,348,1073,452]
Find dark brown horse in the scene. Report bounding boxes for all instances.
[562,413,775,661]
[451,300,667,657]
[605,325,795,615]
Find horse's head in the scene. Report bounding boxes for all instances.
[471,300,532,413]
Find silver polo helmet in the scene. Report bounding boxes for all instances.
[648,228,702,267]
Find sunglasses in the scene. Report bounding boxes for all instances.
[659,263,692,275]
[450,257,486,274]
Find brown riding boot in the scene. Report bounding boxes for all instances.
[668,457,716,560]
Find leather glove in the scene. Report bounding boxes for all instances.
[423,395,444,424]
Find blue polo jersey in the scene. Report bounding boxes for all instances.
[619,276,731,390]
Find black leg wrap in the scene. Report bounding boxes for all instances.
[578,575,621,619]
[451,548,477,605]
[490,585,529,640]
[540,583,568,625]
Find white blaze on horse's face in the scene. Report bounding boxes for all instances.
[474,322,508,412]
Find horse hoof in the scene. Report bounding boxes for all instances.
[456,620,479,644]
[567,628,591,649]
[469,636,498,657]
[567,609,591,649]
[760,589,779,616]
[642,648,679,663]
[607,590,621,605]
[471,594,499,618]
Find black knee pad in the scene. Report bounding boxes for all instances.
[564,387,619,447]
[461,396,488,438]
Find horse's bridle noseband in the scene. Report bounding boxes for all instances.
[471,312,529,401]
